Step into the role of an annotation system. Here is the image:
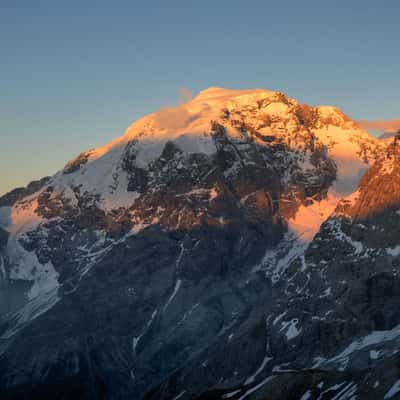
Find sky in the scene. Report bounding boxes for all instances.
[1,0,399,195]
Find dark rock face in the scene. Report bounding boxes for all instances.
[0,227,8,249]
[63,150,94,174]
[134,144,400,400]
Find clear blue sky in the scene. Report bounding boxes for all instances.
[1,0,399,195]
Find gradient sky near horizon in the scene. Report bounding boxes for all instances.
[1,0,399,195]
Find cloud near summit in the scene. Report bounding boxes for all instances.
[152,88,194,130]
[178,87,193,104]
[152,88,196,130]
[357,118,400,133]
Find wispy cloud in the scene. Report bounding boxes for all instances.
[356,119,400,133]
[153,105,192,130]
[152,88,194,129]
[178,87,193,104]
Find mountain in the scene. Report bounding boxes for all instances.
[0,87,396,400]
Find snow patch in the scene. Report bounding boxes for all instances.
[385,380,400,399]
[172,391,186,400]
[222,389,242,399]
[1,287,59,341]
[245,355,272,385]
[300,390,312,400]
[288,192,340,243]
[237,375,275,400]
[386,246,400,257]
[313,324,400,370]
[132,309,158,353]
[279,318,302,340]
[369,350,380,360]
[7,238,59,300]
[163,279,182,312]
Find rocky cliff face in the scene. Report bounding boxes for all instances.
[180,134,400,400]
[0,87,396,400]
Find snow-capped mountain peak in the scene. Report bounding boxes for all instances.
[55,87,383,207]
[0,88,386,308]
[1,87,399,400]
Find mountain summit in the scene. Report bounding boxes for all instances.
[0,88,397,400]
